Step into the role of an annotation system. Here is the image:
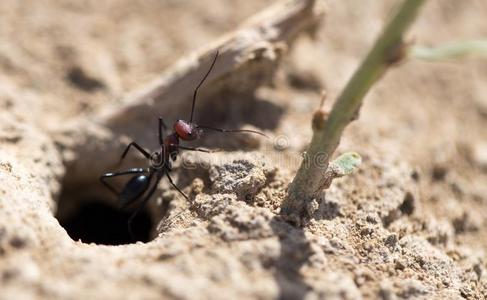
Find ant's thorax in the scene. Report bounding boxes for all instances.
[164,132,180,161]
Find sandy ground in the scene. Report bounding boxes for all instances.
[1,0,487,299]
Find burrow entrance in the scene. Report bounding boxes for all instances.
[55,184,161,245]
[56,199,153,245]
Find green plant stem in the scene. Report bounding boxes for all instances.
[282,0,427,219]
[411,40,487,61]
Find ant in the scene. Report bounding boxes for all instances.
[100,51,267,239]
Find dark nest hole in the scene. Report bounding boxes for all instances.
[55,185,159,246]
[58,200,152,245]
[54,160,209,246]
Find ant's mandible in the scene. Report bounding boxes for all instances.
[100,51,267,239]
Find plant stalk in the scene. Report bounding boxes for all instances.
[282,0,427,218]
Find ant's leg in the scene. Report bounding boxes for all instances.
[165,172,189,201]
[120,142,151,163]
[161,172,190,230]
[161,209,185,231]
[100,168,147,196]
[196,125,268,138]
[127,174,161,240]
[159,117,168,145]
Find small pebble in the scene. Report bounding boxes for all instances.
[472,142,487,171]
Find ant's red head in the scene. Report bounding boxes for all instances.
[174,120,202,141]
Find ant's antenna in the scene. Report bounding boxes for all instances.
[189,50,220,123]
[197,125,269,138]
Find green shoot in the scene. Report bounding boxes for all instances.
[411,40,487,61]
[282,0,427,220]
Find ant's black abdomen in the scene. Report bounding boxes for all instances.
[119,175,150,208]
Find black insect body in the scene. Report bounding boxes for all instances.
[100,51,266,239]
